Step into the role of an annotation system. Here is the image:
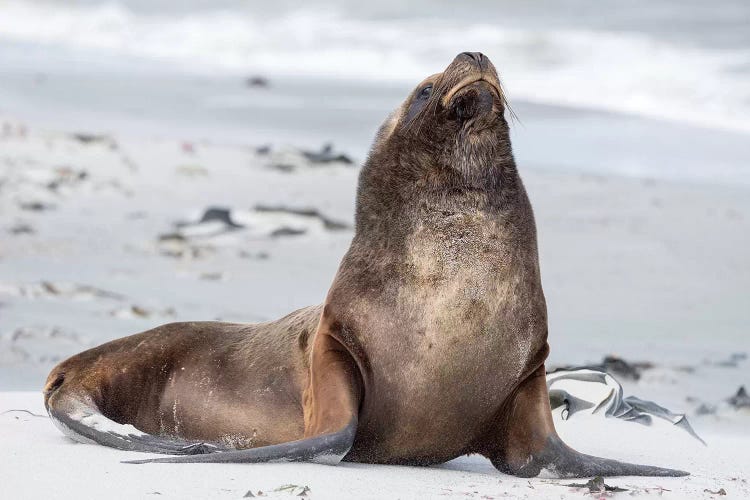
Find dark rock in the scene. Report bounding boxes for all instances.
[270,227,307,238]
[254,204,351,231]
[302,143,353,165]
[598,355,653,381]
[255,144,271,155]
[268,163,296,173]
[158,232,187,242]
[71,133,112,145]
[9,223,34,235]
[246,76,269,88]
[704,488,727,496]
[695,403,717,416]
[728,386,750,409]
[19,201,55,212]
[714,352,748,368]
[552,355,652,381]
[197,207,244,228]
[47,167,89,191]
[564,476,628,493]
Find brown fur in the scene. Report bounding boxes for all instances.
[44,52,550,468]
[45,306,322,447]
[321,52,547,465]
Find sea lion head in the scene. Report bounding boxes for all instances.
[356,52,523,238]
[373,52,511,163]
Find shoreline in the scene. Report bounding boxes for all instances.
[1,70,749,187]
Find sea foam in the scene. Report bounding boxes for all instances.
[0,0,749,133]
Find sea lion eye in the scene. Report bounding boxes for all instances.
[404,84,433,124]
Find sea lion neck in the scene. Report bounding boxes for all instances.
[353,128,519,242]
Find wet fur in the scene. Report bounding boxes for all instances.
[45,306,322,449]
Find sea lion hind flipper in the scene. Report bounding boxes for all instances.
[45,394,226,455]
[483,366,689,478]
[125,312,362,465]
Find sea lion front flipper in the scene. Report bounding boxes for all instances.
[124,311,362,465]
[482,366,689,478]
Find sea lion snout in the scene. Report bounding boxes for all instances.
[459,52,487,69]
[441,52,502,113]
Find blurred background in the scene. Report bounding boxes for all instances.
[0,0,748,415]
[2,0,750,171]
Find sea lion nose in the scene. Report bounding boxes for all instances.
[460,52,485,66]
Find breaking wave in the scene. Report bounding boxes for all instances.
[1,0,749,132]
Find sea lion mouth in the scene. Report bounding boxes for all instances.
[442,75,502,108]
[439,52,503,125]
[441,52,501,106]
[447,79,501,124]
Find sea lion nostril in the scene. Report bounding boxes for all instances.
[460,52,484,64]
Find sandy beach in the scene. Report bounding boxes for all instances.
[2,389,748,499]
[1,113,748,498]
[2,0,750,496]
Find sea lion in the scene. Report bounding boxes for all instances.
[44,52,687,478]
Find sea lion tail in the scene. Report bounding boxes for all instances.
[516,435,689,478]
[44,372,225,456]
[122,416,357,465]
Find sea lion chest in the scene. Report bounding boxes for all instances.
[345,208,547,463]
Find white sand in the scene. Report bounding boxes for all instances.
[1,118,749,498]
[2,392,747,499]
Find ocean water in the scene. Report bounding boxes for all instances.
[0,0,749,182]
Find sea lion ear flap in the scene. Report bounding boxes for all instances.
[480,365,688,478]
